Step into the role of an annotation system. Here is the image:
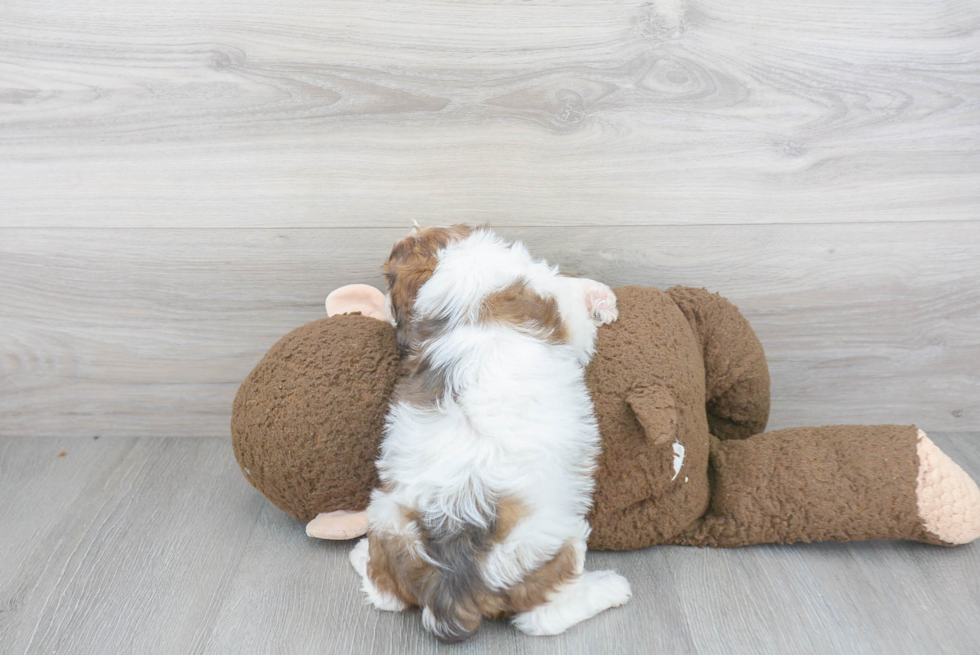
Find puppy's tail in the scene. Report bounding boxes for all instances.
[418,522,490,643]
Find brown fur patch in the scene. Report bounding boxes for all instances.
[392,315,453,407]
[367,532,426,607]
[383,224,473,349]
[499,540,579,613]
[365,497,578,640]
[395,360,449,407]
[476,540,580,619]
[492,497,529,544]
[482,280,568,344]
[473,498,578,618]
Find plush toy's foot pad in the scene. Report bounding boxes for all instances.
[306,510,369,540]
[917,430,980,545]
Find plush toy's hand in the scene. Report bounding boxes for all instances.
[306,509,369,540]
[326,284,390,323]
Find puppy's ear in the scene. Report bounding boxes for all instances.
[384,225,473,324]
[383,251,435,333]
[384,225,476,350]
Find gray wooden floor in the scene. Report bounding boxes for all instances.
[2,434,979,655]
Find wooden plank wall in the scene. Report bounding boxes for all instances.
[1,1,978,437]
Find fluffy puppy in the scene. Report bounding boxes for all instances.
[349,225,630,642]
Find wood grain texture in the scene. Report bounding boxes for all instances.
[1,0,978,227]
[1,223,978,437]
[0,434,978,654]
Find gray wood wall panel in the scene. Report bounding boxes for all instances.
[1,0,978,436]
[2,223,977,437]
[1,1,978,227]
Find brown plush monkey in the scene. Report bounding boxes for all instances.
[232,285,980,549]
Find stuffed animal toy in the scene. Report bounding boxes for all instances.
[232,284,980,550]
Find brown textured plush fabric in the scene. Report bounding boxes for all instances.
[672,425,942,547]
[584,287,712,550]
[232,286,771,546]
[231,286,947,549]
[232,315,400,522]
[667,286,771,441]
[584,286,772,550]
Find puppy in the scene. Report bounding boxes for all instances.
[349,225,630,642]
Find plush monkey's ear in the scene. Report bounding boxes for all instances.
[625,385,679,446]
[325,284,388,322]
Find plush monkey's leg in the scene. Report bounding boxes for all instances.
[666,286,770,440]
[672,425,980,548]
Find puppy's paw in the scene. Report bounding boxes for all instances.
[349,537,370,577]
[586,570,632,608]
[585,283,618,326]
[350,537,409,612]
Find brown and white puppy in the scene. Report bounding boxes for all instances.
[349,225,629,641]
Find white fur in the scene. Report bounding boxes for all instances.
[672,441,686,481]
[349,538,408,612]
[353,227,630,636]
[511,569,633,636]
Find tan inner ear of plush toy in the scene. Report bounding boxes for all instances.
[326,284,388,321]
[916,430,980,545]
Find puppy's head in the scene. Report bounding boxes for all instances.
[383,224,473,341]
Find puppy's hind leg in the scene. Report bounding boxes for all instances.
[349,538,409,612]
[510,569,632,636]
